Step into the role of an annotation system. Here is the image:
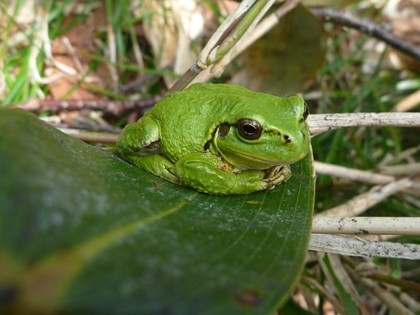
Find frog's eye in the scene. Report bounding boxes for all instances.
[237,119,262,140]
[302,102,309,121]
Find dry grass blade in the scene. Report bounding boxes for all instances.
[327,253,369,315]
[169,0,278,92]
[318,178,414,217]
[314,161,420,194]
[378,162,420,177]
[309,234,420,260]
[400,293,420,312]
[317,252,370,315]
[344,263,417,315]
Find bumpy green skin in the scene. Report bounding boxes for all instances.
[117,83,309,195]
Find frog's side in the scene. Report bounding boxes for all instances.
[116,83,309,195]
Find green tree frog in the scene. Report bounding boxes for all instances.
[116,83,310,195]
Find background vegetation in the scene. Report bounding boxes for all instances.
[1,0,419,314]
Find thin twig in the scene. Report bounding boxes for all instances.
[358,278,415,314]
[13,97,161,115]
[368,273,420,294]
[314,161,395,185]
[311,7,420,61]
[115,63,173,94]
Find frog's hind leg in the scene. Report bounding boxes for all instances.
[116,117,180,183]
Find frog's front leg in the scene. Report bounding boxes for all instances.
[116,116,161,157]
[124,154,180,184]
[173,152,287,195]
[116,117,179,184]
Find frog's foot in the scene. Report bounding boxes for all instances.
[171,152,267,194]
[171,152,295,194]
[263,165,291,189]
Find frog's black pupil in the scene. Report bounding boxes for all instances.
[243,124,256,134]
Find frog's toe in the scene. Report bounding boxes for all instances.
[264,173,285,188]
[263,165,291,188]
[265,165,282,179]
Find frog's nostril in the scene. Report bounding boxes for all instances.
[283,135,291,143]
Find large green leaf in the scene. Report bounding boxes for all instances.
[0,108,314,315]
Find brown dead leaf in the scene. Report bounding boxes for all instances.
[47,5,110,100]
[47,56,96,100]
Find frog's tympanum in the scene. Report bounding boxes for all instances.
[117,83,310,195]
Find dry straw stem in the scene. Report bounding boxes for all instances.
[300,275,347,315]
[400,293,420,313]
[309,234,420,260]
[295,283,317,313]
[58,128,119,143]
[307,112,420,137]
[312,217,420,236]
[354,276,415,315]
[382,144,420,165]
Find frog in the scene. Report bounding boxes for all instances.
[116,83,310,195]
